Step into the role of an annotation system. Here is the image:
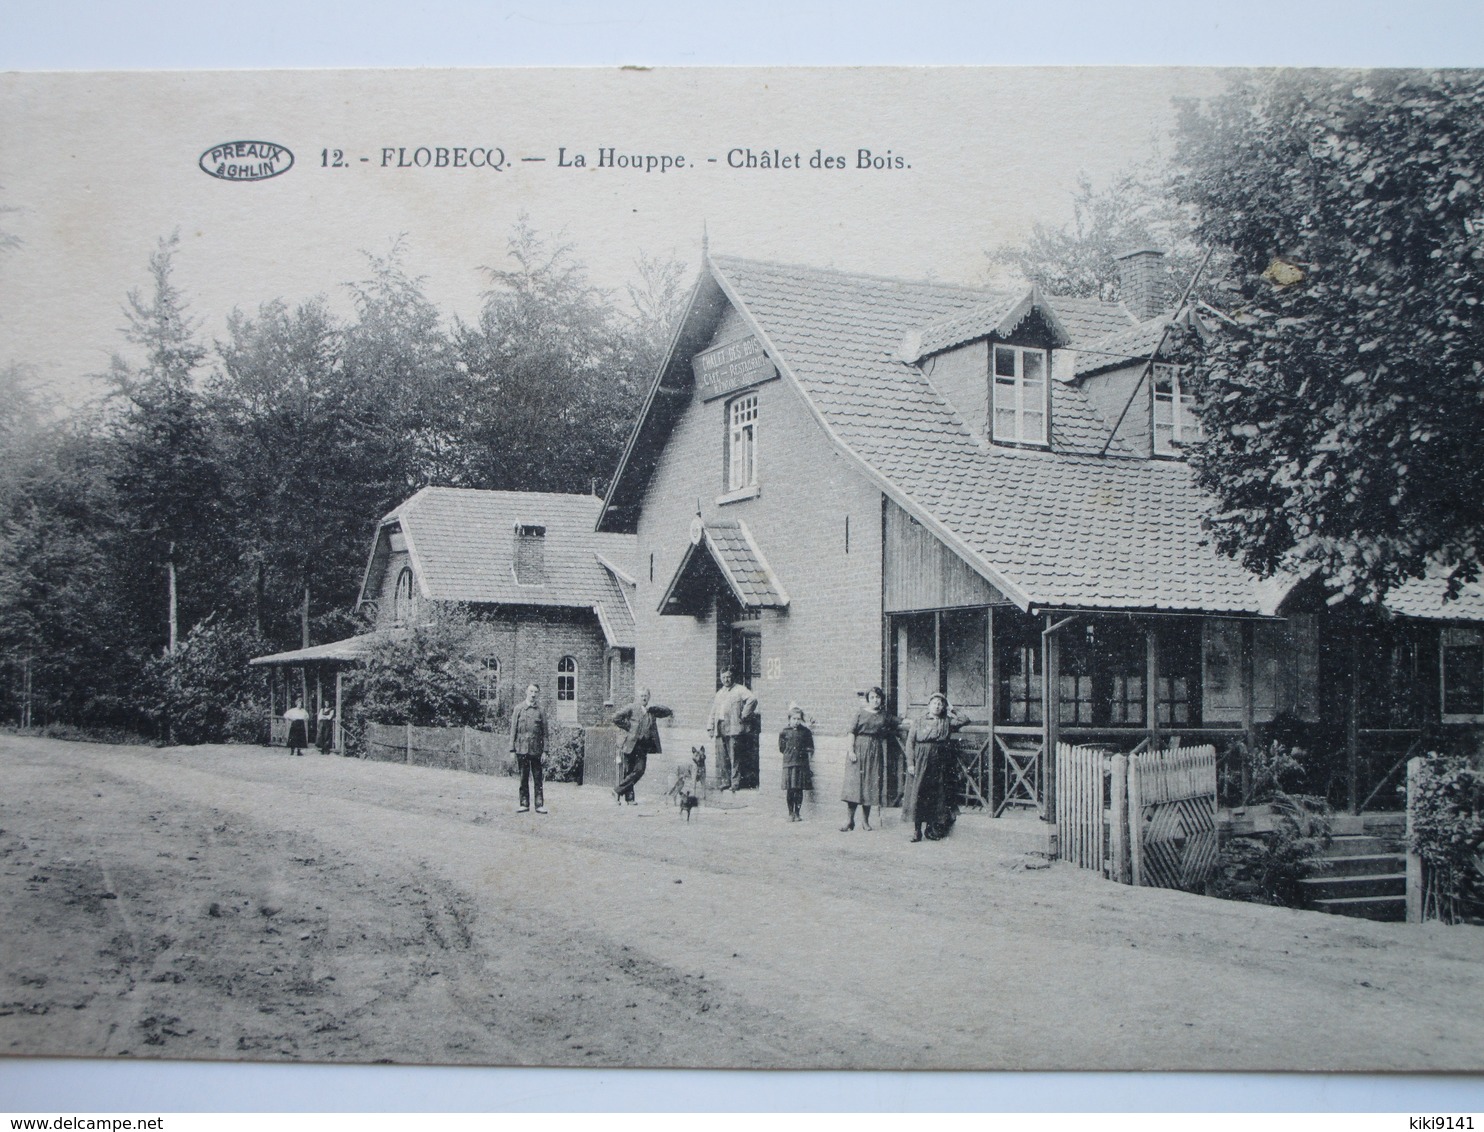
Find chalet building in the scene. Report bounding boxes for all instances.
[251,489,637,742]
[596,249,1484,816]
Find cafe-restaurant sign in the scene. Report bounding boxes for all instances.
[691,335,778,401]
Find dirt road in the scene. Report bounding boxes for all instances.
[2,734,1481,1070]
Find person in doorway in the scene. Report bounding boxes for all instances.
[902,692,971,842]
[284,696,310,757]
[509,683,548,814]
[779,702,814,822]
[841,686,898,831]
[707,668,757,792]
[316,702,335,754]
[611,686,673,804]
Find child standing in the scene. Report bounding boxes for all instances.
[779,703,814,822]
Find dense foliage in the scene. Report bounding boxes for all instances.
[0,223,685,739]
[1210,792,1333,908]
[1175,70,1484,601]
[1409,757,1484,924]
[348,612,486,731]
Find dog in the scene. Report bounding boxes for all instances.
[663,746,708,820]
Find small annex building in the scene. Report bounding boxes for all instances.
[251,488,638,743]
[597,250,1484,815]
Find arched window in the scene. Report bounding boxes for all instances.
[393,567,416,626]
[480,656,500,710]
[556,656,577,721]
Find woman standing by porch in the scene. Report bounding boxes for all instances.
[903,692,970,842]
[841,686,898,832]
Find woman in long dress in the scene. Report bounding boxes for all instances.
[841,686,897,832]
[283,696,310,757]
[902,692,970,842]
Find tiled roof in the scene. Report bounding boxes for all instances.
[710,255,1272,614]
[910,294,1028,359]
[1384,575,1484,622]
[376,488,637,616]
[1075,314,1171,376]
[705,521,789,608]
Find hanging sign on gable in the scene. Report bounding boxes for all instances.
[692,335,778,401]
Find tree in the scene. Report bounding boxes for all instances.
[105,233,227,653]
[455,219,655,494]
[1174,70,1484,600]
[987,165,1215,304]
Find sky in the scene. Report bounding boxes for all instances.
[0,66,1225,407]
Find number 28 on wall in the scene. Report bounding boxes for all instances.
[765,657,782,681]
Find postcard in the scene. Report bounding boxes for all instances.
[1,66,1481,1076]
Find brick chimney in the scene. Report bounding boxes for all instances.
[1115,247,1168,320]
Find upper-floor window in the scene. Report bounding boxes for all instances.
[393,567,416,627]
[1153,364,1203,456]
[727,393,758,492]
[991,344,1048,447]
[513,523,546,585]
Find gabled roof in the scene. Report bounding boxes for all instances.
[362,488,637,621]
[659,520,789,615]
[600,254,1293,616]
[904,287,1077,362]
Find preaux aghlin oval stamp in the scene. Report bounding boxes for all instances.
[198,140,294,182]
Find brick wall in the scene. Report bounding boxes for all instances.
[467,607,612,727]
[632,303,885,802]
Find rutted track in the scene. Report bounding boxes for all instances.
[2,734,1483,1070]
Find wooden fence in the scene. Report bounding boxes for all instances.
[364,722,510,774]
[1056,742,1218,892]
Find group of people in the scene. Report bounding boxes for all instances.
[282,697,336,757]
[605,670,970,843]
[289,671,969,842]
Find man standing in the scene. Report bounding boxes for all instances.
[509,683,548,814]
[708,668,758,792]
[610,686,672,804]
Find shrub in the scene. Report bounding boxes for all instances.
[1409,757,1484,924]
[345,608,484,734]
[1210,792,1332,907]
[142,617,269,745]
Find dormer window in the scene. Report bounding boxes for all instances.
[991,344,1049,447]
[513,524,546,585]
[1153,364,1202,457]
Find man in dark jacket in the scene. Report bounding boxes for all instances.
[610,686,673,804]
[510,682,548,814]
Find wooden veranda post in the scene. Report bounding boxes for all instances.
[1044,614,1059,820]
[1145,626,1160,752]
[1240,620,1255,803]
[1347,625,1361,814]
[334,670,343,755]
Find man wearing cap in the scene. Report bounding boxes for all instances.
[509,683,548,814]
